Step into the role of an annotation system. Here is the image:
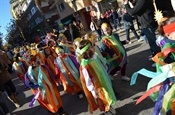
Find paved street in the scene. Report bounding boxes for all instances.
[4,27,156,115]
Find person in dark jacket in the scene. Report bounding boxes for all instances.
[123,0,161,56]
[63,25,72,42]
[111,9,121,30]
[122,8,140,43]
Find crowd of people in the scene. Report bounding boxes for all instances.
[0,0,175,115]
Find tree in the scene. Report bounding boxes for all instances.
[0,26,3,48]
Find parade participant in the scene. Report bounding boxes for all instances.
[84,32,108,68]
[43,46,57,76]
[74,37,82,63]
[26,52,66,114]
[101,23,130,81]
[79,39,116,115]
[123,0,161,57]
[57,33,75,54]
[130,16,175,115]
[55,47,82,98]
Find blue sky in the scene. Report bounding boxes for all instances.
[0,0,12,37]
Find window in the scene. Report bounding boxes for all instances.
[31,7,36,15]
[59,3,65,12]
[35,17,42,25]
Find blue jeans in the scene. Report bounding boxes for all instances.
[126,26,139,41]
[113,19,121,29]
[143,27,161,55]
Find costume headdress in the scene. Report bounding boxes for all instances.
[153,0,167,25]
[59,33,65,40]
[153,0,175,34]
[79,43,91,55]
[74,37,82,46]
[55,47,62,54]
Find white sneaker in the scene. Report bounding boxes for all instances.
[78,94,83,99]
[14,103,20,108]
[104,111,112,115]
[138,38,144,42]
[121,76,130,81]
[109,106,117,114]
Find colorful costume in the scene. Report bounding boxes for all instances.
[55,53,81,94]
[80,54,116,113]
[25,53,62,113]
[101,33,127,72]
[130,42,175,114]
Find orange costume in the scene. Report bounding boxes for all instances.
[26,53,62,113]
[55,53,81,94]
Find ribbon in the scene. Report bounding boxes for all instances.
[29,91,40,107]
[147,63,175,90]
[161,84,175,114]
[130,68,160,86]
[153,79,169,115]
[136,84,162,105]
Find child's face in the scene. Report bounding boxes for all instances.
[167,31,175,41]
[61,36,67,43]
[102,26,112,36]
[44,48,51,55]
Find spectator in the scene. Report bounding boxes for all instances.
[122,8,141,43]
[124,0,161,57]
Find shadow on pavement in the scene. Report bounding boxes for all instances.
[110,49,156,114]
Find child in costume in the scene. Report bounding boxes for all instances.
[57,33,75,54]
[79,39,117,115]
[130,16,175,115]
[84,32,108,69]
[100,23,130,81]
[43,46,57,76]
[54,47,83,98]
[25,52,66,114]
[152,16,175,72]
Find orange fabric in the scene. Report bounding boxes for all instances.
[80,64,111,113]
[39,66,62,113]
[29,63,62,113]
[80,66,98,113]
[45,55,56,75]
[103,38,122,64]
[87,65,110,112]
[152,48,175,65]
[59,54,81,94]
[152,52,166,65]
[172,99,175,115]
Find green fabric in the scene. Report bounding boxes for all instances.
[81,58,116,105]
[101,33,127,68]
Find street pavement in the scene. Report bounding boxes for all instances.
[4,26,157,115]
